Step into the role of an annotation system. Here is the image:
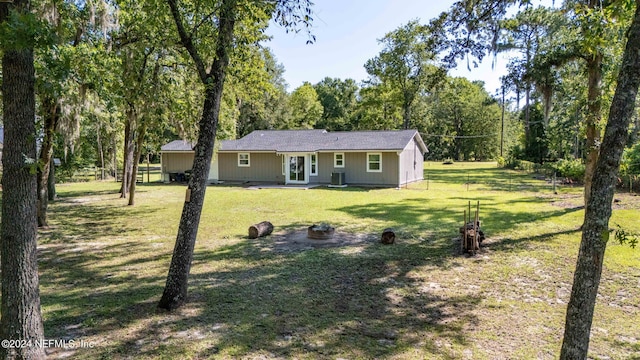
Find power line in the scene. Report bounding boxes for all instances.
[421,132,501,139]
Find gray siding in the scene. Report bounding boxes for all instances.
[218,152,284,183]
[398,138,424,185]
[218,149,419,187]
[317,151,399,186]
[315,153,334,183]
[162,152,194,173]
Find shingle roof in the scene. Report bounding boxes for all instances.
[219,129,428,153]
[161,140,194,152]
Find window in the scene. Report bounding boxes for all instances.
[334,153,344,168]
[367,153,382,172]
[310,154,318,176]
[238,153,250,167]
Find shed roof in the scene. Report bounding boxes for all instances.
[161,140,194,152]
[219,129,428,154]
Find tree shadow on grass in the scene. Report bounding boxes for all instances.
[334,195,583,244]
[484,228,582,253]
[36,239,170,358]
[40,195,159,243]
[125,239,482,359]
[54,189,120,200]
[30,174,586,358]
[36,227,483,359]
[35,207,581,359]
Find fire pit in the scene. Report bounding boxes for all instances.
[307,223,335,240]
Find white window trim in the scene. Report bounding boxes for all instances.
[238,153,250,167]
[367,152,382,172]
[334,153,345,168]
[281,155,286,175]
[310,154,318,176]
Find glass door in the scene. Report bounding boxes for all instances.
[288,155,307,184]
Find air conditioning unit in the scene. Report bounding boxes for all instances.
[331,172,345,186]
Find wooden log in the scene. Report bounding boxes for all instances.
[462,210,466,253]
[473,204,480,252]
[248,221,274,239]
[381,228,395,244]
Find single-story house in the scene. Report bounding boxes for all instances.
[217,129,428,187]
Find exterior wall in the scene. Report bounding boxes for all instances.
[315,153,334,183]
[218,152,284,183]
[317,151,399,186]
[208,152,219,182]
[161,152,195,174]
[398,138,425,185]
[218,149,420,187]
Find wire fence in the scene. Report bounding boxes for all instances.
[417,167,639,195]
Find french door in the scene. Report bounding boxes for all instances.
[287,155,307,184]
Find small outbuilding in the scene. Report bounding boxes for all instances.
[160,140,195,183]
[160,139,220,183]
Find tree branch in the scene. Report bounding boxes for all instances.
[167,0,209,82]
[190,9,218,39]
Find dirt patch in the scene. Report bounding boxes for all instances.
[255,230,378,253]
[548,192,640,210]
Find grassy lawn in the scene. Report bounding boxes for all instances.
[5,162,639,359]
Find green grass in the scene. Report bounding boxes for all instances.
[4,162,640,359]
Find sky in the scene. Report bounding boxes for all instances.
[264,0,552,95]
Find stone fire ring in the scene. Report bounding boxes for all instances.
[307,225,335,240]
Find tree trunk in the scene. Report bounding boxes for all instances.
[48,156,56,201]
[112,136,118,179]
[454,109,463,160]
[128,125,146,206]
[97,121,105,180]
[560,3,640,358]
[36,97,59,227]
[402,99,411,130]
[158,0,236,311]
[583,53,603,211]
[0,2,46,357]
[120,106,135,198]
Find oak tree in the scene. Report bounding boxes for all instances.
[365,20,445,130]
[158,0,313,310]
[0,0,46,358]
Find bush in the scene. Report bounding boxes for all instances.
[621,143,640,175]
[551,159,585,182]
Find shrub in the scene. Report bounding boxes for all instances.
[551,159,585,182]
[621,143,640,175]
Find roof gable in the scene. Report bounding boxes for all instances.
[220,129,428,154]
